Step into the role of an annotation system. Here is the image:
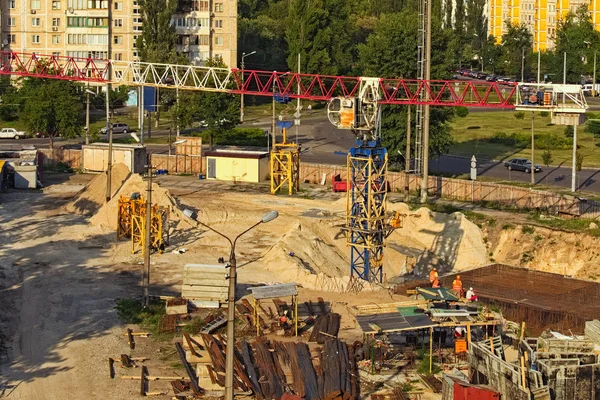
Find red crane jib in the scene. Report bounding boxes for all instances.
[0,51,517,108]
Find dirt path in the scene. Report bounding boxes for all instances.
[0,181,141,399]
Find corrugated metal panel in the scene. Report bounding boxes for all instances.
[453,382,501,400]
[248,283,298,300]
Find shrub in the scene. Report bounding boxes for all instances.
[456,106,469,118]
[540,111,549,118]
[564,125,574,137]
[522,225,535,234]
[538,135,572,150]
[514,112,525,120]
[584,119,600,136]
[489,131,529,146]
[466,125,481,129]
[502,223,515,230]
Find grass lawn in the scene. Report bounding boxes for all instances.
[449,110,600,167]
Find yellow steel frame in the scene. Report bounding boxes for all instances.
[130,203,169,254]
[117,195,132,240]
[270,128,300,195]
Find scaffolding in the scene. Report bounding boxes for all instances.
[346,142,392,283]
[117,194,169,254]
[270,127,300,195]
[131,203,169,254]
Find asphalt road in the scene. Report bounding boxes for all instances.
[3,108,600,193]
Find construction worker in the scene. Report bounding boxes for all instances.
[452,275,464,298]
[432,277,440,288]
[466,287,478,302]
[429,268,438,284]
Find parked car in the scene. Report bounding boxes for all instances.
[486,75,498,82]
[100,123,129,134]
[0,128,26,139]
[504,158,541,173]
[476,72,488,80]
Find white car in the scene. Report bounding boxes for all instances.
[0,128,26,139]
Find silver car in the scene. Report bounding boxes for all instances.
[100,123,129,134]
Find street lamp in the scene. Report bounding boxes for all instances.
[240,51,257,123]
[182,208,279,400]
[84,88,95,145]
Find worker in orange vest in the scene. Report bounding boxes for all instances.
[432,277,440,288]
[452,275,464,297]
[429,268,438,284]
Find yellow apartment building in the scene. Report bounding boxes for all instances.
[1,0,238,67]
[488,0,600,51]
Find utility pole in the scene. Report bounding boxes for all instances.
[572,124,578,192]
[405,105,411,201]
[104,0,113,202]
[537,51,541,83]
[296,53,300,144]
[143,154,153,307]
[531,112,535,184]
[140,87,145,145]
[593,51,597,97]
[271,72,276,147]
[85,87,90,145]
[420,0,432,204]
[176,85,180,137]
[240,51,256,124]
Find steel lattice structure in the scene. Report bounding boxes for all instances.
[0,51,519,108]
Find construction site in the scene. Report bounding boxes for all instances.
[0,1,599,396]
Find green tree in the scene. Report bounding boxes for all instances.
[483,35,503,73]
[358,11,455,165]
[553,5,600,83]
[90,87,130,116]
[175,58,240,149]
[501,22,533,78]
[136,0,179,63]
[542,149,553,184]
[18,78,83,150]
[285,0,356,75]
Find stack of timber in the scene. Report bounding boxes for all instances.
[198,334,358,400]
[309,313,341,343]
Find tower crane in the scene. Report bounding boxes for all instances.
[0,51,588,285]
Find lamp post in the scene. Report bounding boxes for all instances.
[182,208,279,400]
[84,88,95,145]
[240,51,256,124]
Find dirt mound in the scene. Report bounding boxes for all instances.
[261,222,348,279]
[66,163,131,215]
[386,203,488,275]
[89,173,194,230]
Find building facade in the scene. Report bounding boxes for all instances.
[1,0,237,67]
[489,0,600,51]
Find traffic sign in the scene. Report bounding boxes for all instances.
[294,119,300,126]
[294,111,301,118]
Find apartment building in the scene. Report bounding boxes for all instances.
[1,0,237,67]
[172,0,237,67]
[489,0,600,51]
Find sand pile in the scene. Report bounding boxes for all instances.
[387,202,488,274]
[261,222,348,279]
[89,172,194,230]
[66,163,131,215]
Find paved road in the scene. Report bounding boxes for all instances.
[4,109,600,193]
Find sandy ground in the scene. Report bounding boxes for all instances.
[0,170,491,399]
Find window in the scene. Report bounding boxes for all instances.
[68,0,86,9]
[7,34,16,44]
[214,2,222,11]
[199,35,209,45]
[198,0,208,11]
[8,0,15,9]
[32,17,40,26]
[114,18,123,27]
[52,0,60,9]
[67,33,86,44]
[215,36,222,45]
[52,18,60,27]
[7,17,15,27]
[133,51,138,57]
[114,1,122,9]
[52,52,60,57]
[87,17,107,27]
[32,35,40,44]
[30,0,40,8]
[133,7,139,13]
[198,18,209,27]
[115,52,122,60]
[214,19,223,28]
[87,34,107,44]
[87,0,107,8]
[68,16,86,27]
[133,25,142,31]
[114,35,122,44]
[52,35,60,44]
